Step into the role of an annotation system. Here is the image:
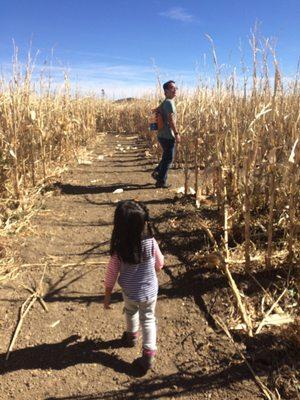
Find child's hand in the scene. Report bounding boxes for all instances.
[103,287,112,310]
[103,301,112,310]
[103,294,112,310]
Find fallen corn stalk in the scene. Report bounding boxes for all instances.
[255,289,288,334]
[215,316,278,400]
[6,265,48,360]
[6,293,38,361]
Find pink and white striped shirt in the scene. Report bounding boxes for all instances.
[105,237,164,302]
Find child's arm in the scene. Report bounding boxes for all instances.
[153,238,164,272]
[104,254,120,309]
[104,287,113,309]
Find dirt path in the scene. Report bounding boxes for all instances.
[0,133,262,399]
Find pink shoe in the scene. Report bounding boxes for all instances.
[135,349,156,373]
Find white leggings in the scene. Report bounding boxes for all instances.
[123,293,157,351]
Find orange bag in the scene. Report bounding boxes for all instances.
[157,109,164,130]
[148,111,158,131]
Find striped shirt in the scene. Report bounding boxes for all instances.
[105,237,164,302]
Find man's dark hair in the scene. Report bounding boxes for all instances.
[163,80,175,92]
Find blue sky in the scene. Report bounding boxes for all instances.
[1,0,299,97]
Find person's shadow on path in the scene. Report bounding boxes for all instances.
[53,182,153,195]
[0,335,142,377]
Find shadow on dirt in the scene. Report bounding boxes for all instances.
[53,182,154,195]
[80,196,175,208]
[33,337,295,400]
[45,291,122,306]
[40,260,122,306]
[150,199,299,398]
[152,204,294,327]
[45,218,113,228]
[0,335,142,378]
[112,160,155,167]
[2,334,296,399]
[62,239,110,257]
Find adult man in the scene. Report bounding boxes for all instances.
[152,80,181,188]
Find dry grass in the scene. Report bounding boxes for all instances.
[0,41,299,332]
[95,38,299,343]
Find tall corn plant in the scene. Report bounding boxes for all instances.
[0,49,100,201]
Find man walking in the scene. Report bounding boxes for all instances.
[152,80,180,188]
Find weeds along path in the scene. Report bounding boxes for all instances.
[0,133,261,400]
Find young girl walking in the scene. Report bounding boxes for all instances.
[103,200,164,372]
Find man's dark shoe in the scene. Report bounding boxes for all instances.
[151,170,159,180]
[155,182,171,189]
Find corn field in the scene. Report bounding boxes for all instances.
[97,69,300,272]
[0,43,299,270]
[0,44,299,400]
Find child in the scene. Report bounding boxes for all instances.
[104,200,164,372]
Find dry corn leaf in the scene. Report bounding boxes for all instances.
[78,160,92,165]
[29,110,36,121]
[113,188,123,194]
[176,186,185,194]
[267,148,277,164]
[261,313,294,327]
[288,138,300,164]
[9,149,16,159]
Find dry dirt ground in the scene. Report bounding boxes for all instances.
[0,133,297,399]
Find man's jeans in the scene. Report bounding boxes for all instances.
[154,137,175,184]
[123,293,157,351]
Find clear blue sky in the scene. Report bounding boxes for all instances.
[1,0,299,97]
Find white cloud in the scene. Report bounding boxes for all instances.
[159,7,194,23]
[67,63,198,97]
[0,58,199,98]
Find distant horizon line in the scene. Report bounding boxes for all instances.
[1,52,299,99]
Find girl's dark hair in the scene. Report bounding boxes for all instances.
[110,200,153,264]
